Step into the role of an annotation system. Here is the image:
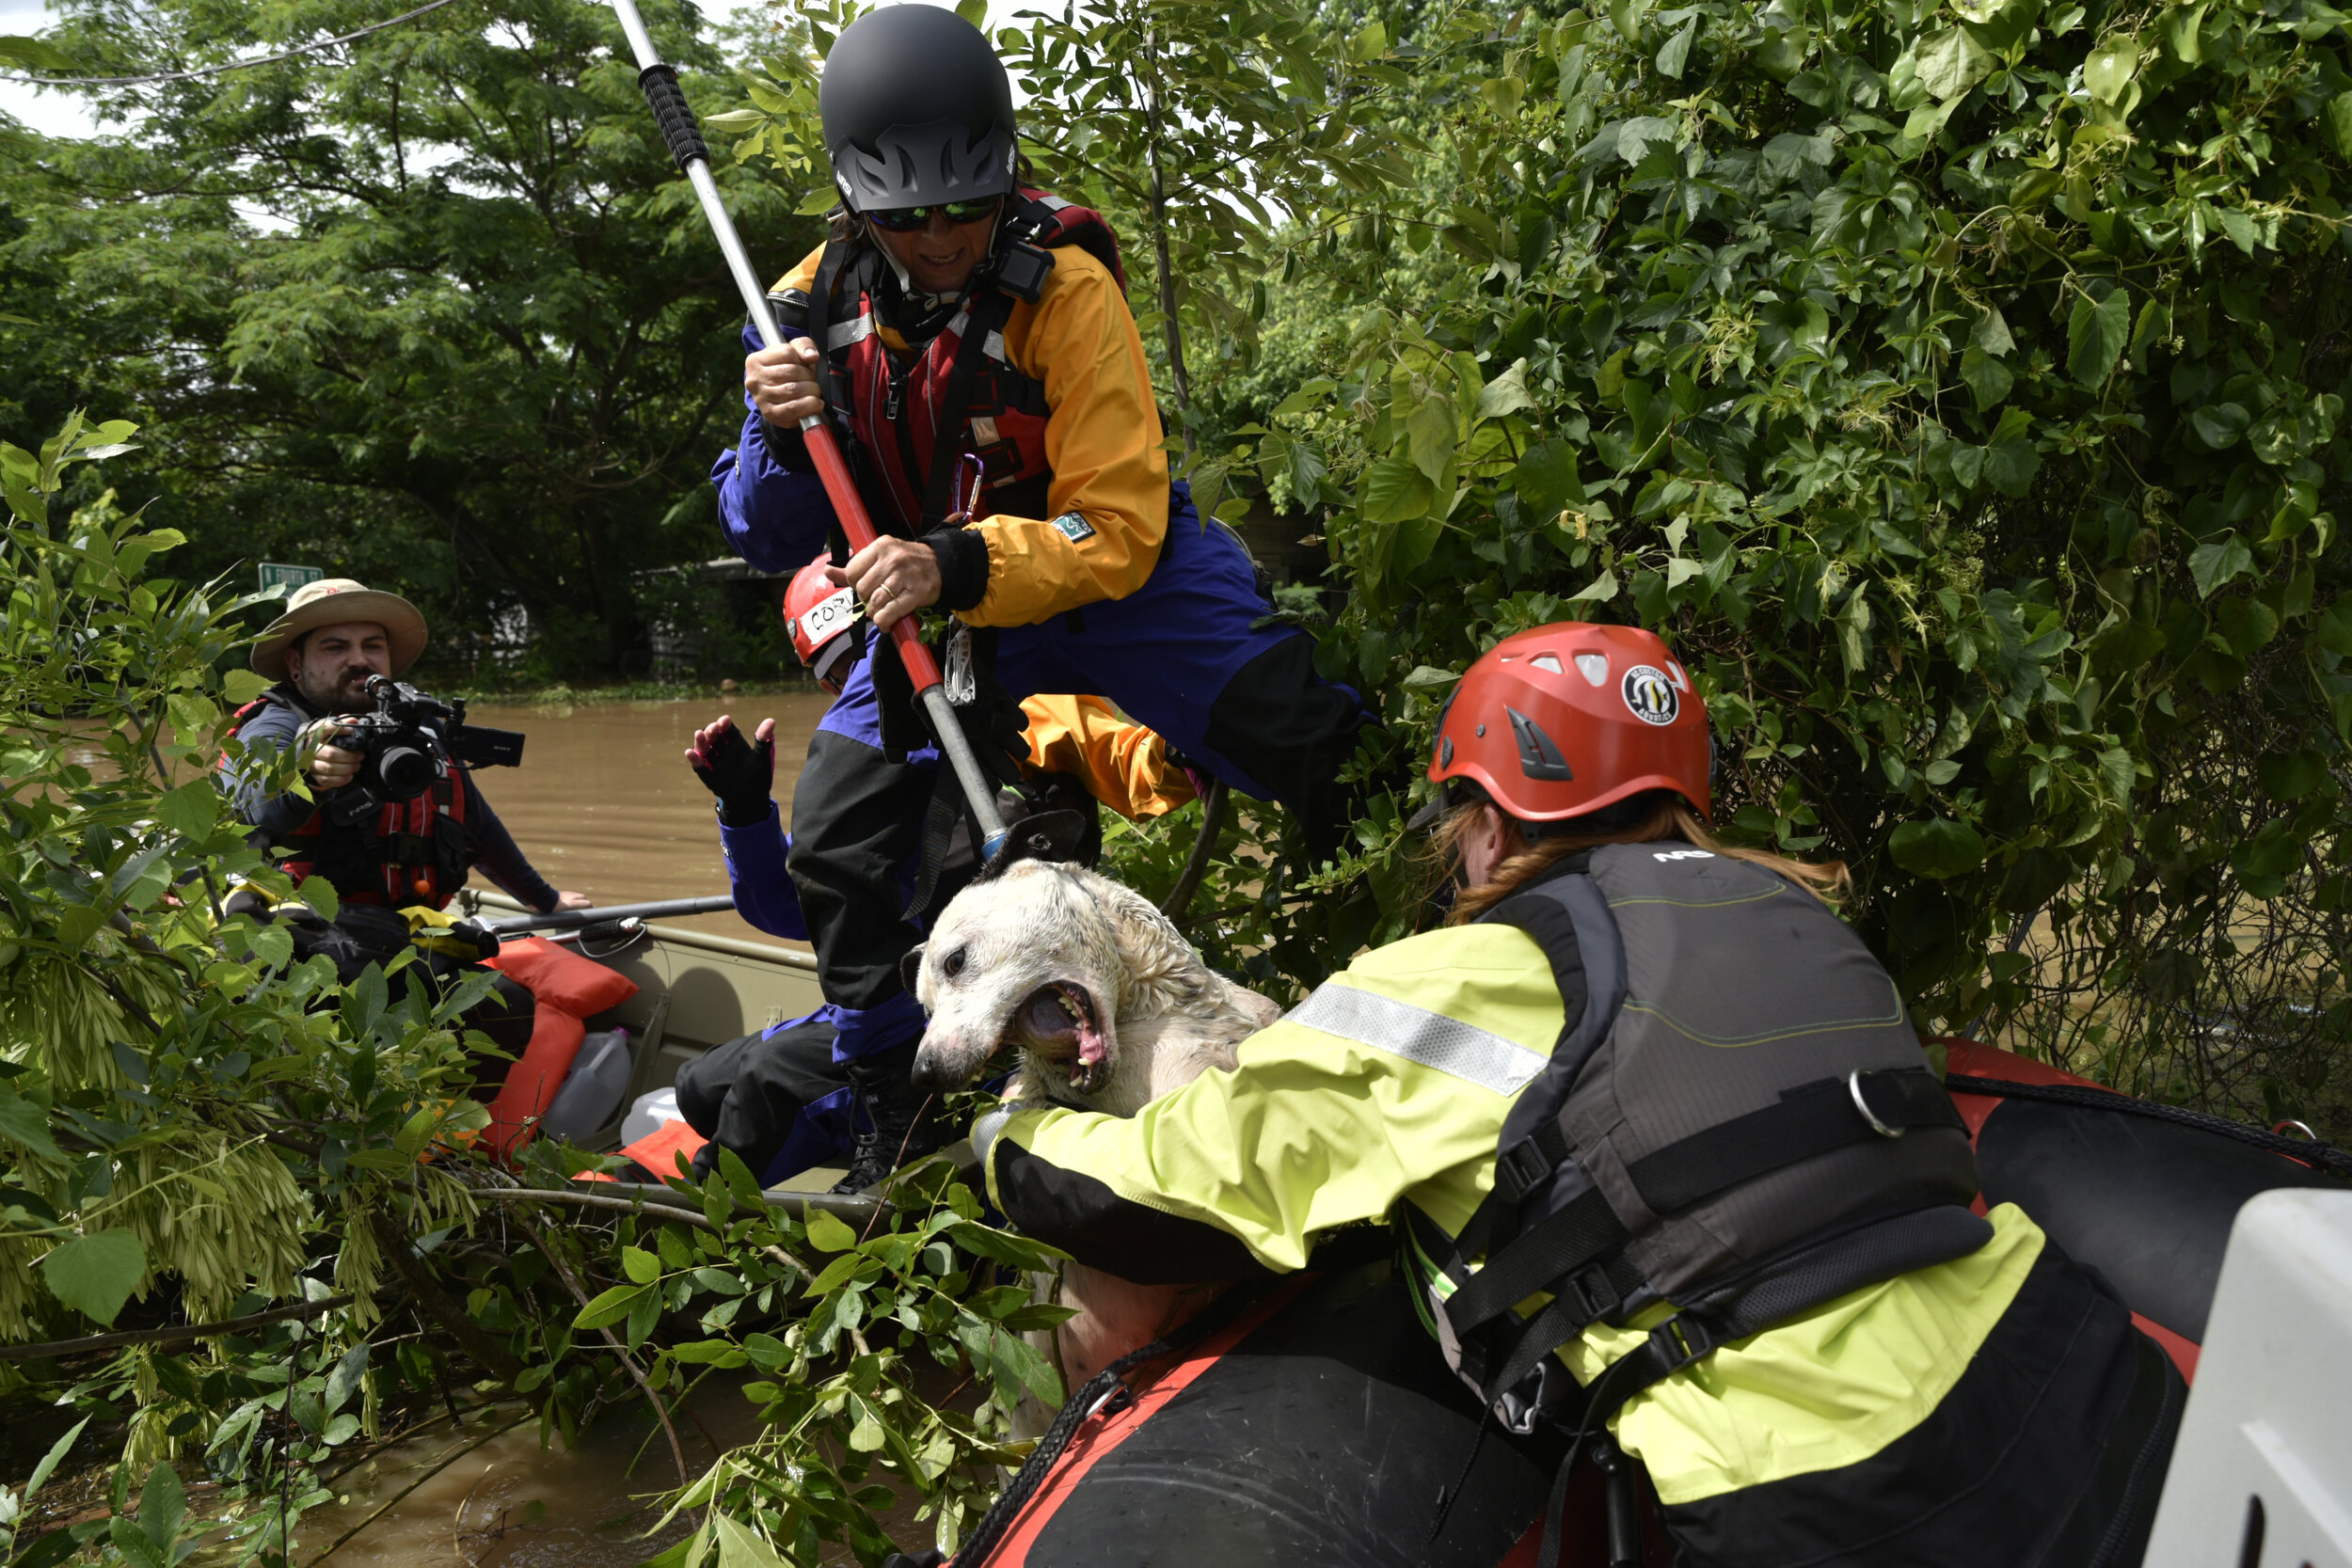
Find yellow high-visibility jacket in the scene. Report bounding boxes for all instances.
[977,919,2042,1508]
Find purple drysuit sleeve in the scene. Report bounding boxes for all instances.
[712,319,838,573]
[718,800,808,942]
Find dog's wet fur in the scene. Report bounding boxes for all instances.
[904,835,1276,1116]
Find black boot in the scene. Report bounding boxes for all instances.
[832,1041,948,1194]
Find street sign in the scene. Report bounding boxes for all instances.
[257,562,324,597]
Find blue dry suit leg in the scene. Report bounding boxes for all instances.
[675,1013,858,1183]
[993,482,1373,860]
[786,633,940,1064]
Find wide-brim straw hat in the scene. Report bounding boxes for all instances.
[249,578,429,677]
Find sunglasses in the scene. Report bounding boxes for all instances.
[866,198,1002,232]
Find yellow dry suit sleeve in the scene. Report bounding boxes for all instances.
[977,923,1562,1281]
[1018,693,1194,820]
[771,244,1169,629]
[970,244,1169,626]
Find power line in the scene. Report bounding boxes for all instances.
[0,0,469,89]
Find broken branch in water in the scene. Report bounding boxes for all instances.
[505,1207,693,1487]
[0,1292,358,1362]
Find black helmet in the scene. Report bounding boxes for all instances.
[818,7,1018,214]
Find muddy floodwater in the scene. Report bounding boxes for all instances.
[286,1391,755,1568]
[283,1372,941,1568]
[459,692,834,942]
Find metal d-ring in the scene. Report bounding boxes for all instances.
[1850,1069,1906,1138]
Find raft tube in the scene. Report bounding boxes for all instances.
[968,1260,1632,1568]
[1945,1038,2345,1380]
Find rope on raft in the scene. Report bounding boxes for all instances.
[1945,1071,2352,1178]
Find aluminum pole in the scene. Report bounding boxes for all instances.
[608,0,1009,853]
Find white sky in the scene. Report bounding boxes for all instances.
[0,0,1008,141]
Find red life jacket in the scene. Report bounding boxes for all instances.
[225,693,474,908]
[782,187,1128,538]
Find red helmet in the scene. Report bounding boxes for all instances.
[784,555,862,690]
[1429,623,1711,823]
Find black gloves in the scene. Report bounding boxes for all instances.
[688,718,774,826]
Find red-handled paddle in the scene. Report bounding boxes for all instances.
[610,0,1009,852]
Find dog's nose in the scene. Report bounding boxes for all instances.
[907,1044,956,1095]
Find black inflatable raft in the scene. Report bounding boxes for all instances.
[966,1260,1587,1568]
[1945,1038,2347,1377]
[960,1041,2347,1568]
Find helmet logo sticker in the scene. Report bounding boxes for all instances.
[1622,665,1678,726]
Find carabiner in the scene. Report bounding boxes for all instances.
[949,450,986,525]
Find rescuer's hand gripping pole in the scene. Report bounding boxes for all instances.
[611,0,1009,855]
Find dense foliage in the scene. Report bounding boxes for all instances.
[1106,0,2352,1138]
[0,419,1069,1566]
[11,0,2352,1556]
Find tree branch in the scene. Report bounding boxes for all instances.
[505,1208,691,1485]
[0,1292,358,1363]
[368,1210,523,1385]
[464,1183,809,1275]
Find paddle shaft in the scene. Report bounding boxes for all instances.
[610,0,1008,852]
[485,895,739,934]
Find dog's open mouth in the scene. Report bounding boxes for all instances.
[1010,980,1111,1093]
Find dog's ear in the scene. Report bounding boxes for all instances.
[978,810,1089,880]
[898,942,926,993]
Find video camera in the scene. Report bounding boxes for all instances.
[327,674,526,819]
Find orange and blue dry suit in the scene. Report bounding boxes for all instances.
[710,189,1368,1069]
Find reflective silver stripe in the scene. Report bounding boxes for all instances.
[826,315,873,352]
[1283,983,1544,1097]
[945,309,970,340]
[982,328,1009,363]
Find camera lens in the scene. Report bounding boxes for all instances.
[375,744,439,799]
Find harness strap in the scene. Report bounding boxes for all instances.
[1528,1201,1994,1567]
[918,286,1020,526]
[1494,1120,1572,1204]
[807,240,851,421]
[1630,1065,1963,1212]
[1443,1067,1960,1343]
[1445,1185,1629,1339]
[1470,1257,1640,1409]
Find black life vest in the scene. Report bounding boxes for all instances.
[225,692,474,909]
[1403,842,1986,1435]
[774,188,1127,541]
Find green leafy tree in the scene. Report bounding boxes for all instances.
[3,0,818,675]
[0,415,1081,1567]
[998,0,1407,468]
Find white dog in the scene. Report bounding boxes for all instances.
[905,841,1277,1115]
[903,824,1278,1404]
